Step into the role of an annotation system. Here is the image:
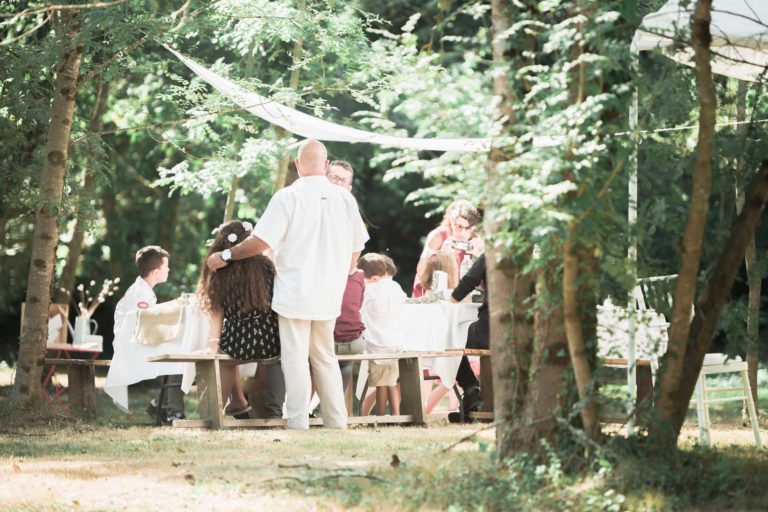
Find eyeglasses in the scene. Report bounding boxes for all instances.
[328,174,351,186]
[453,221,474,232]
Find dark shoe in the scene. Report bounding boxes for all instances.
[448,411,477,424]
[225,404,252,417]
[146,400,168,423]
[462,386,482,414]
[162,410,186,426]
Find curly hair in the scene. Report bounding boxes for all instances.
[197,220,275,314]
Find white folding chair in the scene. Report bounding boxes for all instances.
[636,275,762,449]
[694,354,762,448]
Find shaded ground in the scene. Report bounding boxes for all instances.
[1,363,767,511]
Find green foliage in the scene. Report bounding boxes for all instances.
[606,438,768,510]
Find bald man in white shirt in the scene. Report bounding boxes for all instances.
[207,139,369,429]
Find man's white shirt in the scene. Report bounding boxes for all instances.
[252,175,369,320]
[113,276,156,337]
[361,278,406,354]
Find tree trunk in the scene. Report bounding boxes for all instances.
[561,4,600,444]
[11,11,83,407]
[665,160,768,437]
[651,0,715,447]
[55,81,111,305]
[485,0,534,460]
[157,193,179,255]
[488,246,534,459]
[563,220,601,442]
[100,186,124,279]
[511,264,570,453]
[735,80,759,415]
[222,41,257,223]
[273,0,305,192]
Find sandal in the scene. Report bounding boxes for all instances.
[225,404,252,416]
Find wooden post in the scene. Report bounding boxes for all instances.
[397,356,424,424]
[67,364,96,419]
[196,359,224,429]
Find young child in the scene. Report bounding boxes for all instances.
[357,253,406,416]
[111,245,183,424]
[197,220,280,415]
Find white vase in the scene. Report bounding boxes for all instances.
[73,316,97,346]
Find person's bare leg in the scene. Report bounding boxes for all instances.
[375,386,388,416]
[388,385,400,415]
[361,388,376,416]
[424,383,451,414]
[228,366,248,410]
[219,364,237,404]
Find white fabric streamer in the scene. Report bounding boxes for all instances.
[165,45,491,153]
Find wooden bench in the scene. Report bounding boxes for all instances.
[43,358,111,418]
[598,357,654,424]
[148,349,493,429]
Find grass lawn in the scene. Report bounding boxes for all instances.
[1,362,767,511]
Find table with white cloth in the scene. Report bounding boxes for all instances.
[401,302,482,384]
[355,301,482,404]
[104,302,210,411]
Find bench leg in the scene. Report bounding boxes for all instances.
[479,356,494,413]
[398,357,424,424]
[196,359,224,429]
[68,365,96,419]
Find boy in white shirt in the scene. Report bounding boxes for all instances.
[111,245,182,424]
[358,253,406,416]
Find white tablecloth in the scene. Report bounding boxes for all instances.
[402,302,481,385]
[104,303,209,411]
[355,301,481,397]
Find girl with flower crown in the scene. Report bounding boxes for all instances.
[197,220,281,416]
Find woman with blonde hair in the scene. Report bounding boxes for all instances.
[412,199,483,297]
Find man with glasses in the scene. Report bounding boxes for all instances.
[327,160,354,191]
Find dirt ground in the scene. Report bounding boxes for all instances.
[1,363,766,511]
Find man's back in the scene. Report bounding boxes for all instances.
[253,175,368,321]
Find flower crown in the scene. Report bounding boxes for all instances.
[209,221,254,245]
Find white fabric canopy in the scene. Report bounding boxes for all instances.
[632,0,768,82]
[165,46,491,153]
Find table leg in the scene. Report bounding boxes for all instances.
[196,359,224,429]
[68,365,96,419]
[398,357,424,424]
[479,355,494,413]
[636,365,653,424]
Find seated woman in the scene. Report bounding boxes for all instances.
[412,199,483,297]
[197,220,280,416]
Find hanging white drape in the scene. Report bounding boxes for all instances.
[632,0,768,82]
[164,45,491,153]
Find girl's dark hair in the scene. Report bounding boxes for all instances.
[197,220,275,314]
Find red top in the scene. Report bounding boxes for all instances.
[333,270,366,342]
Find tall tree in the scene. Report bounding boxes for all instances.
[12,10,82,406]
[54,81,110,305]
[649,0,768,446]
